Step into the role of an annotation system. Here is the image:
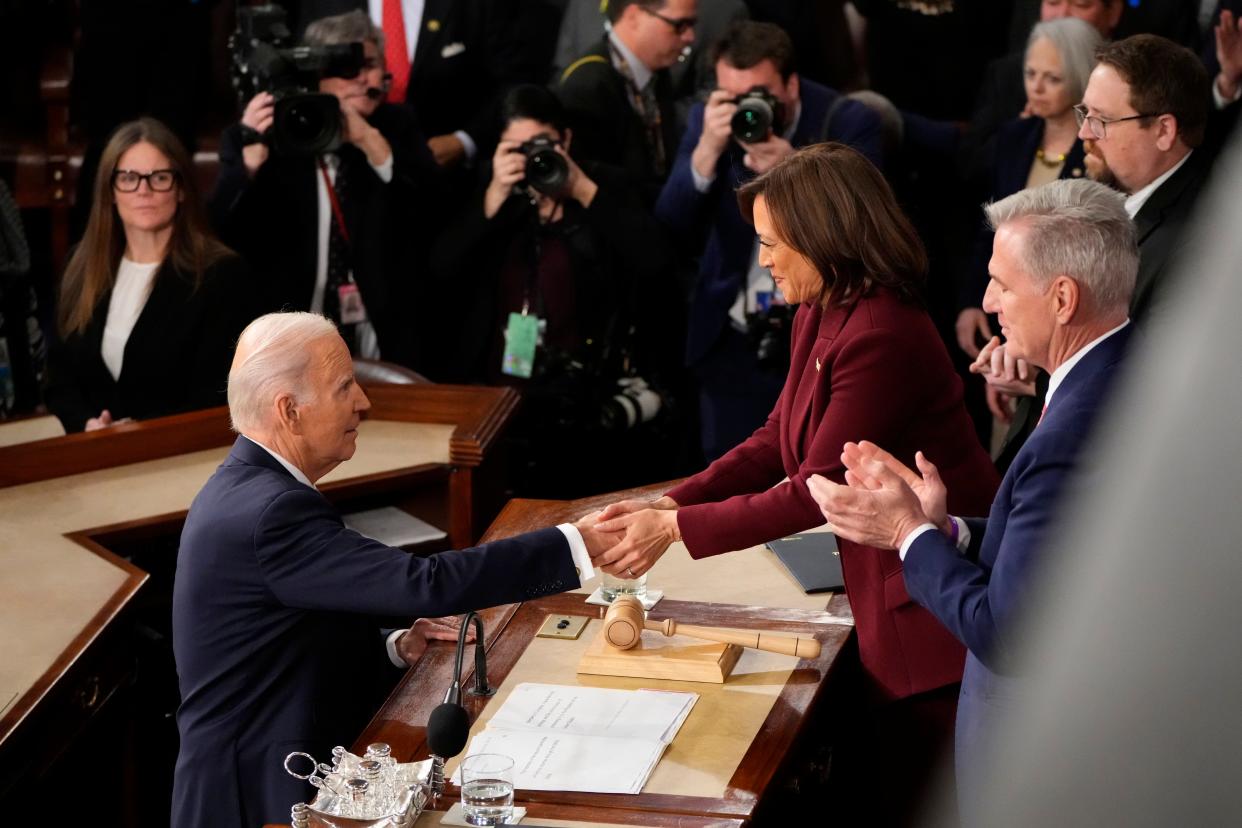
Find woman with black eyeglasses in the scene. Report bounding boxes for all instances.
[45,117,266,432]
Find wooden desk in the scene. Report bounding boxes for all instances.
[0,384,517,809]
[356,485,857,826]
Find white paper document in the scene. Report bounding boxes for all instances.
[342,506,446,546]
[454,683,697,794]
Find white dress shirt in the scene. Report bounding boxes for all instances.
[897,320,1131,561]
[1124,152,1191,219]
[314,152,392,358]
[243,435,594,666]
[101,258,160,381]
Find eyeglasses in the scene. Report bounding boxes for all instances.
[1072,104,1159,140]
[112,169,178,192]
[640,6,697,34]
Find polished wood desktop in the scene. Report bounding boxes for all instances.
[352,484,857,826]
[0,383,517,807]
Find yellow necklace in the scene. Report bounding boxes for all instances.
[1036,148,1067,168]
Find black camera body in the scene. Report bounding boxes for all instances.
[746,302,795,374]
[229,4,364,156]
[731,86,785,144]
[516,135,570,195]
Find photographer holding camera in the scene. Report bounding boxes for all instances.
[430,84,679,496]
[655,21,883,461]
[211,9,441,369]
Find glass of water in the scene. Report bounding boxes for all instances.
[600,570,648,602]
[460,753,514,826]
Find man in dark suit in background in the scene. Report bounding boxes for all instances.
[654,20,882,460]
[212,11,441,370]
[557,0,697,202]
[171,311,615,828]
[808,178,1139,818]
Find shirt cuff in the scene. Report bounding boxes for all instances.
[385,628,408,668]
[556,523,594,583]
[898,523,938,561]
[454,130,478,164]
[951,516,972,553]
[689,164,715,193]
[370,153,394,183]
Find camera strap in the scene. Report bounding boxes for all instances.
[317,157,351,247]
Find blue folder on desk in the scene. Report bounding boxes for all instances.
[765,532,845,593]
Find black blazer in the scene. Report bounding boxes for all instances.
[45,254,263,433]
[211,103,440,368]
[1130,146,1215,324]
[557,37,681,203]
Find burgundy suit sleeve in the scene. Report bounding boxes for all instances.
[675,324,944,558]
[666,409,786,507]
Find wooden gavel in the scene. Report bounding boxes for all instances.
[602,596,821,659]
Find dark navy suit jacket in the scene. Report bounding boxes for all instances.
[902,323,1133,802]
[171,436,579,828]
[654,78,883,366]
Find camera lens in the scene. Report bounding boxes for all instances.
[731,99,773,144]
[524,147,569,195]
[272,94,343,155]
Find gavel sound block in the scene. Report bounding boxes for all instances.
[577,596,822,684]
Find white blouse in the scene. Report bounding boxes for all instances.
[101,257,160,381]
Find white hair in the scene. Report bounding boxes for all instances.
[227,312,340,433]
[1027,17,1104,108]
[985,178,1138,313]
[303,9,385,53]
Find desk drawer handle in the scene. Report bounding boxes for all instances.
[75,675,101,711]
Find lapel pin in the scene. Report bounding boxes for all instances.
[815,357,822,373]
[427,18,441,32]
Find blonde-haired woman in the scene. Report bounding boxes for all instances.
[46,117,265,432]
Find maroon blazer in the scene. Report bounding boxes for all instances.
[668,289,999,700]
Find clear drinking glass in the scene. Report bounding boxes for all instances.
[459,753,515,826]
[600,571,648,602]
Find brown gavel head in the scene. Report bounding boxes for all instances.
[602,595,646,650]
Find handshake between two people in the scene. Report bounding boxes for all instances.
[571,497,683,580]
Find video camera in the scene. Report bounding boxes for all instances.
[229,4,364,156]
[731,86,785,144]
[515,135,570,195]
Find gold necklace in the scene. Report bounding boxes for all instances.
[1035,148,1067,168]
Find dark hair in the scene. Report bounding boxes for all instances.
[710,21,796,80]
[737,143,927,307]
[59,117,232,337]
[500,84,569,135]
[1095,34,1211,148]
[605,0,666,24]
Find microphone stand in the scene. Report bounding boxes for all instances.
[428,612,493,803]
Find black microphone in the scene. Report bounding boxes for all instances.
[364,87,385,101]
[425,612,490,798]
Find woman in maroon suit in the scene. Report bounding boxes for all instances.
[595,142,999,821]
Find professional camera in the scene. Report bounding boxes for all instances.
[599,376,663,431]
[229,4,364,156]
[517,135,570,195]
[746,302,795,374]
[731,86,785,144]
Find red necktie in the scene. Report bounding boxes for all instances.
[382,0,411,103]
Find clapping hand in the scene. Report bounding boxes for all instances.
[807,447,936,551]
[1217,10,1242,102]
[841,442,950,535]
